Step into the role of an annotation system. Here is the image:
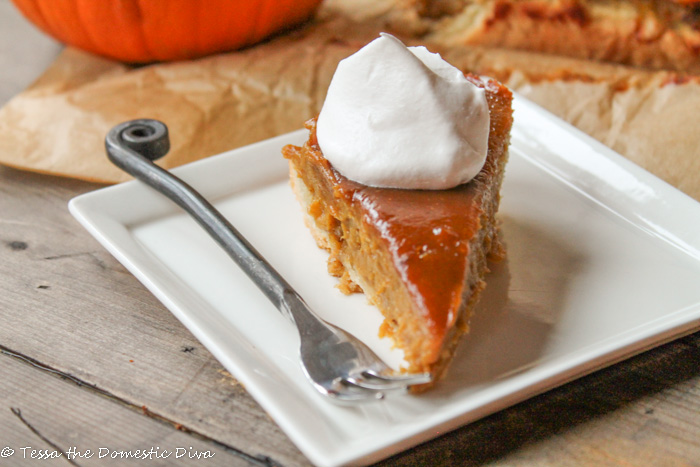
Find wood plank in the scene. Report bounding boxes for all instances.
[0,349,265,466]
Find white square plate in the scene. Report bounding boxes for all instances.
[69,95,700,466]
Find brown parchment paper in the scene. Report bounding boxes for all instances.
[1,0,699,202]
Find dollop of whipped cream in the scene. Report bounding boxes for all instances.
[316,33,490,190]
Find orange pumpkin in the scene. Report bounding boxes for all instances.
[10,0,323,63]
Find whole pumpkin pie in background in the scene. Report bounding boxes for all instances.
[283,34,513,386]
[393,0,700,73]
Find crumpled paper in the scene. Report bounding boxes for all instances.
[0,17,369,183]
[0,0,699,202]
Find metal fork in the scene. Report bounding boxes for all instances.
[105,119,432,402]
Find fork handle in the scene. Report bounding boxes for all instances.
[105,119,305,323]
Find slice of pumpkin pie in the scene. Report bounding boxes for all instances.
[282,34,513,386]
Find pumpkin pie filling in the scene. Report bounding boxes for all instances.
[283,75,512,386]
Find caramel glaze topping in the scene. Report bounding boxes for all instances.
[348,176,482,339]
[300,75,513,342]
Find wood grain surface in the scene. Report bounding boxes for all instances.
[0,1,698,466]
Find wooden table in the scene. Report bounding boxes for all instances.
[1,2,699,465]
